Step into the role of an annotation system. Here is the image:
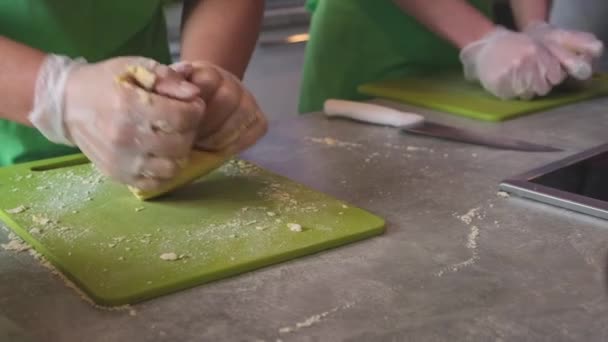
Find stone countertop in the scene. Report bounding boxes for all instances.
[2,98,608,342]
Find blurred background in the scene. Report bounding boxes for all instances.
[164,0,608,121]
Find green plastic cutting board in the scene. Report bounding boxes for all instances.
[358,73,608,121]
[0,154,385,307]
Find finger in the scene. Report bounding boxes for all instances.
[544,41,593,80]
[152,64,200,101]
[131,177,163,192]
[189,65,224,102]
[224,110,269,155]
[509,57,533,100]
[556,31,604,58]
[138,156,181,180]
[542,49,567,86]
[71,126,143,185]
[170,61,195,77]
[197,78,243,137]
[196,92,258,151]
[129,92,206,134]
[483,67,515,100]
[135,129,194,159]
[532,50,554,96]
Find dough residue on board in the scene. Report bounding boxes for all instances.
[159,252,179,261]
[6,205,28,214]
[32,215,51,225]
[287,223,302,232]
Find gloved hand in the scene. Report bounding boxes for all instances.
[29,55,206,190]
[524,21,604,80]
[460,27,567,100]
[170,61,268,155]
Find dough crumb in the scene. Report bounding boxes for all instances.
[129,309,137,316]
[497,191,510,198]
[134,207,145,212]
[279,327,293,334]
[255,226,266,231]
[267,212,276,217]
[32,215,51,225]
[287,223,303,232]
[160,252,179,261]
[341,204,348,209]
[6,205,28,214]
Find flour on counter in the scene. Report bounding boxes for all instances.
[458,207,482,225]
[278,302,354,335]
[305,137,362,149]
[437,207,484,277]
[1,233,31,253]
[497,191,510,198]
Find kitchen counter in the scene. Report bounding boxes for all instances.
[2,98,608,342]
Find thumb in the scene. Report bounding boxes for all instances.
[152,64,200,101]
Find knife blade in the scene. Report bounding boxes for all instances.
[323,99,562,152]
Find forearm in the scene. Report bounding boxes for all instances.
[392,0,495,49]
[0,36,46,125]
[180,0,264,79]
[509,0,550,30]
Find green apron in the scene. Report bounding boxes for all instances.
[0,0,171,166]
[299,0,493,113]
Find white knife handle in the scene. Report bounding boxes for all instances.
[323,99,424,128]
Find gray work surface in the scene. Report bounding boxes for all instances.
[2,99,608,342]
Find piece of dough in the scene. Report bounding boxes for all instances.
[117,65,231,200]
[129,150,229,200]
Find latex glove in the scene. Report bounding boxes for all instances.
[29,54,205,190]
[171,61,268,155]
[460,27,567,100]
[525,22,604,80]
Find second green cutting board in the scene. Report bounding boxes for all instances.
[358,73,608,121]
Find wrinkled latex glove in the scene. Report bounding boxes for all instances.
[171,61,268,155]
[525,21,604,80]
[460,27,567,100]
[29,55,205,190]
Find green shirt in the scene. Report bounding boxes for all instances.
[299,0,493,113]
[0,0,171,166]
